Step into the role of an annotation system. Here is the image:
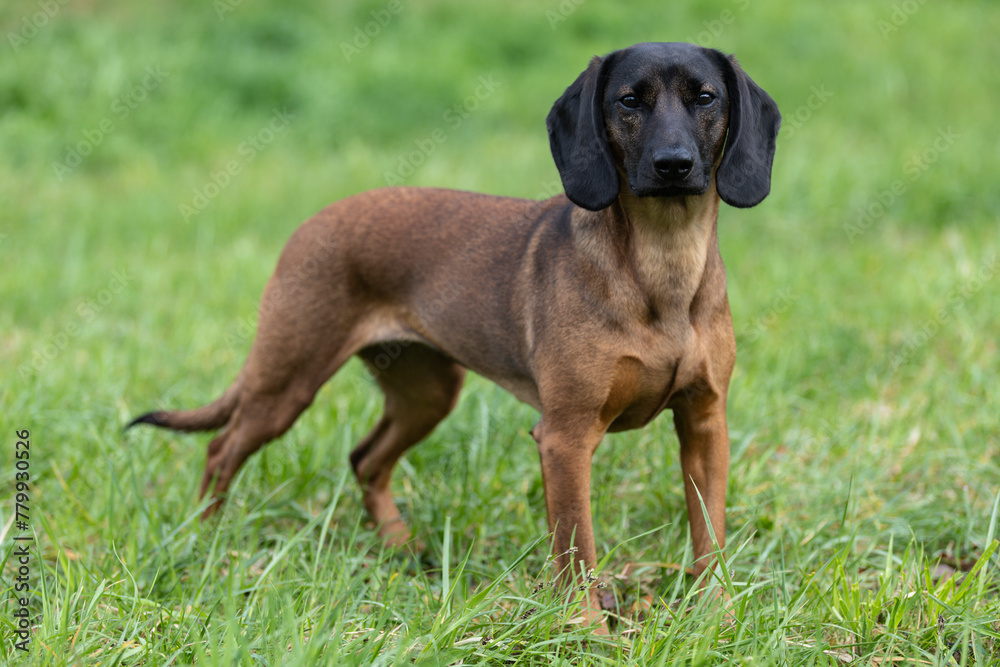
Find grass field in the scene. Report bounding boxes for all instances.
[2,0,999,664]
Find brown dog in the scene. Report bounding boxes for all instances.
[129,42,779,628]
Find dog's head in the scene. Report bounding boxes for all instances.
[547,42,781,211]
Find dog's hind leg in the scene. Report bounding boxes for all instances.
[197,273,365,515]
[197,374,325,515]
[350,343,465,547]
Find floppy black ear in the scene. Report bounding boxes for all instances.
[714,53,781,208]
[546,55,620,211]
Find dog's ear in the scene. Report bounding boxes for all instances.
[546,55,620,211]
[714,53,781,208]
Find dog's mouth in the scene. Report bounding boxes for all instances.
[629,165,712,199]
[629,180,710,199]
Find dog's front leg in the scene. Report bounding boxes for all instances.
[672,393,730,583]
[532,419,608,632]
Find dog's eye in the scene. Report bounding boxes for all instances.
[696,92,716,106]
[618,95,640,109]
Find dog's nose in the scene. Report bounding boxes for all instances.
[652,149,694,179]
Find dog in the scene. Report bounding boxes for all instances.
[128,41,780,630]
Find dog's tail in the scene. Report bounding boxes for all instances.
[126,370,242,433]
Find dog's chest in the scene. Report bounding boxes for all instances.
[603,321,707,432]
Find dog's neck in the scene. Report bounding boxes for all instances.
[570,184,720,323]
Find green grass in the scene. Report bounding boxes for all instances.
[2,0,1000,664]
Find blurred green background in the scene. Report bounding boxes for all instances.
[1,0,999,663]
